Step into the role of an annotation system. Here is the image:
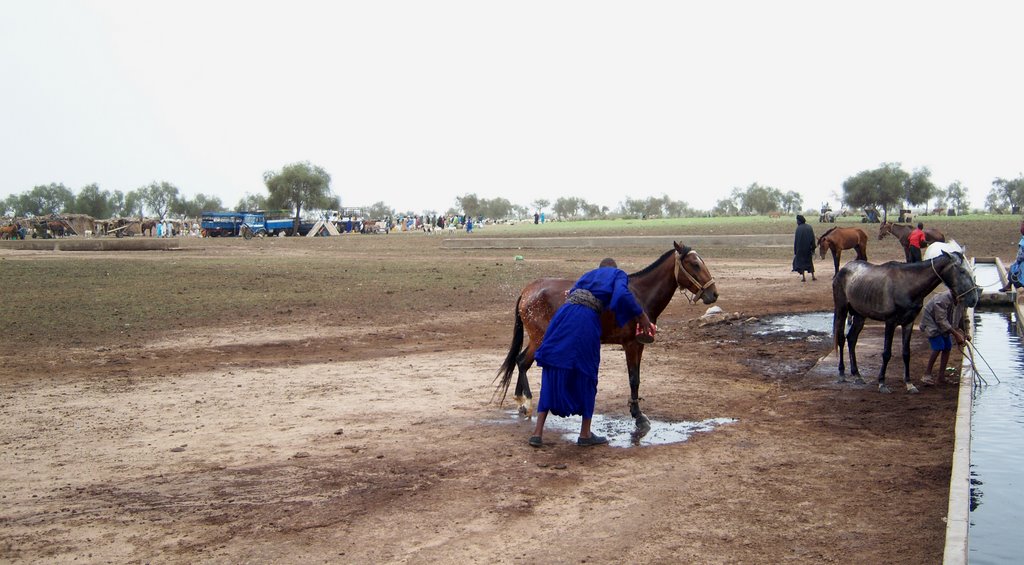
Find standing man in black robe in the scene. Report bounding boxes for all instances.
[792,214,817,282]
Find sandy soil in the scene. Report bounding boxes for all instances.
[0,235,971,564]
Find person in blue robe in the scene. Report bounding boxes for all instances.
[529,258,655,447]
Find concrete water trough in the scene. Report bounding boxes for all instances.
[0,237,179,252]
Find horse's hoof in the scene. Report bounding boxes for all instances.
[878,384,892,394]
[635,416,652,436]
[836,375,847,384]
[906,384,920,394]
[853,377,866,385]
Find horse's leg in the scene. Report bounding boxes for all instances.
[877,322,896,393]
[901,324,919,394]
[847,314,866,384]
[625,345,650,436]
[832,249,840,274]
[835,306,848,381]
[513,347,537,417]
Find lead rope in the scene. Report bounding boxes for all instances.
[675,250,715,304]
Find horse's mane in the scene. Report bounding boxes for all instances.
[818,226,838,242]
[628,248,686,280]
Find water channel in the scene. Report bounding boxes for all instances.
[967,307,1024,564]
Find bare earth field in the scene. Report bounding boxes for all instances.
[1,216,1019,564]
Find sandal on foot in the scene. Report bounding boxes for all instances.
[921,375,936,386]
[577,434,608,446]
[528,436,542,448]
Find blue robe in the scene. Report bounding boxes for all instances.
[534,267,644,418]
[1009,235,1024,287]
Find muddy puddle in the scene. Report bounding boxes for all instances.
[751,311,832,340]
[497,411,735,448]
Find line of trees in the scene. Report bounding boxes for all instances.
[0,181,225,220]
[6,161,1023,222]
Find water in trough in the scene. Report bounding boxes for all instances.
[967,308,1024,564]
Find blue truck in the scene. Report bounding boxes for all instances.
[201,210,299,238]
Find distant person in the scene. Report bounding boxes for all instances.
[1000,219,1024,292]
[919,289,968,386]
[534,211,539,224]
[529,258,655,447]
[792,215,817,282]
[540,212,545,223]
[907,222,926,263]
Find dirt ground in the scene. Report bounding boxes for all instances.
[1,218,1017,564]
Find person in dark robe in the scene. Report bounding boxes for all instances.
[529,258,655,447]
[792,214,817,282]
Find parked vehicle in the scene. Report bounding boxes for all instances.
[200,212,245,237]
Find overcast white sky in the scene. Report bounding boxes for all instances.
[1,1,1021,215]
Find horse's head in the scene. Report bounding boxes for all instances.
[878,222,891,241]
[673,241,718,304]
[937,251,980,308]
[817,234,831,259]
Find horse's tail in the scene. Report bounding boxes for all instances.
[494,295,525,403]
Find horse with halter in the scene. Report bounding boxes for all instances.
[832,251,979,394]
[878,221,945,262]
[495,241,718,435]
[817,226,868,274]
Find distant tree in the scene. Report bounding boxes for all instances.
[552,196,583,219]
[842,163,908,220]
[16,183,75,216]
[512,204,529,219]
[365,201,395,220]
[945,181,970,215]
[73,183,113,218]
[263,161,334,231]
[780,191,803,214]
[903,166,936,209]
[736,183,783,215]
[109,190,127,217]
[176,193,223,217]
[987,175,1024,213]
[712,196,739,217]
[123,189,146,218]
[139,181,180,220]
[482,197,513,220]
[663,197,693,218]
[931,186,948,210]
[455,193,482,217]
[531,198,550,214]
[235,192,268,212]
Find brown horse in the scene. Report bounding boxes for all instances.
[817,227,868,274]
[0,223,21,240]
[495,241,718,434]
[140,220,158,237]
[878,221,945,262]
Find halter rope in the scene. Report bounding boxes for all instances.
[674,250,715,304]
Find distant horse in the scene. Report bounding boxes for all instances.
[832,251,979,394]
[496,241,719,434]
[878,222,945,262]
[140,220,157,237]
[817,227,868,274]
[0,223,20,240]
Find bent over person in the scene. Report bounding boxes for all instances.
[919,289,968,386]
[529,258,655,447]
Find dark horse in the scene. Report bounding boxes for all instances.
[140,220,158,237]
[832,251,979,394]
[878,221,945,262]
[817,226,868,274]
[495,241,718,433]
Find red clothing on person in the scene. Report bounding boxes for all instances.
[908,228,926,249]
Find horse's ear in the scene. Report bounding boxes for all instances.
[673,241,683,253]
